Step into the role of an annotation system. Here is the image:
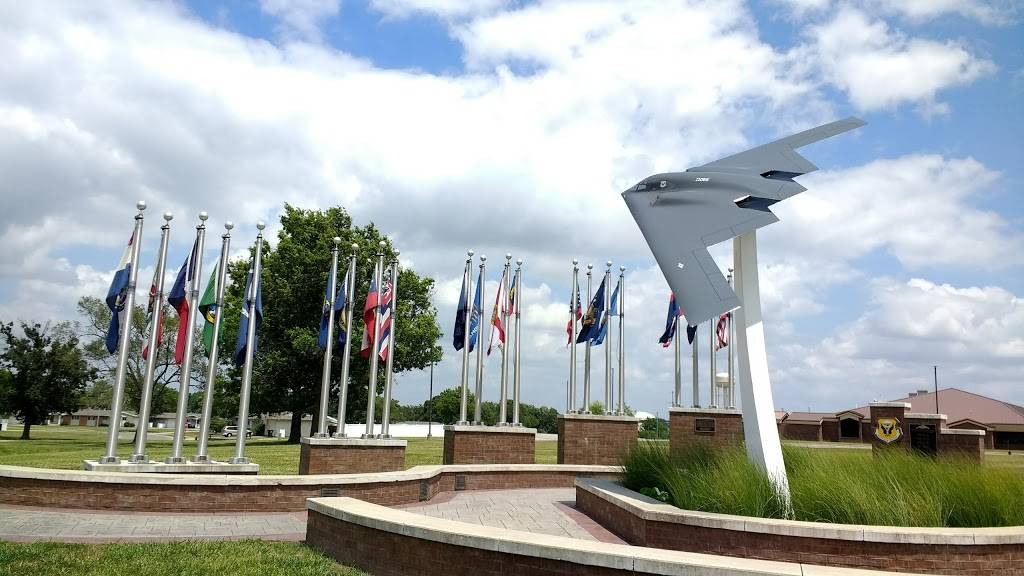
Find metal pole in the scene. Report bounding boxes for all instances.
[363,243,385,437]
[381,252,399,438]
[617,266,625,415]
[709,317,717,408]
[313,238,341,439]
[498,254,511,425]
[934,365,939,414]
[427,362,433,438]
[568,259,578,414]
[194,221,232,462]
[673,320,681,407]
[334,244,358,438]
[728,269,736,409]
[129,212,173,463]
[603,262,612,412]
[457,250,473,425]
[167,213,207,463]
[229,221,265,464]
[582,263,593,413]
[692,322,700,408]
[512,259,523,426]
[473,255,486,424]
[100,202,147,463]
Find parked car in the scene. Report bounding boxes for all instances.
[221,425,252,438]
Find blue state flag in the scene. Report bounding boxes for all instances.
[104,232,135,354]
[318,267,346,350]
[453,269,469,351]
[592,279,619,346]
[234,262,264,368]
[576,277,607,344]
[658,293,679,348]
[468,268,483,352]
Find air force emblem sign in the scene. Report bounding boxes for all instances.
[874,418,902,444]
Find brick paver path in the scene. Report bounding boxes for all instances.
[398,488,625,543]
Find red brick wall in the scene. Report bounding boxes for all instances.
[949,422,994,449]
[780,422,820,442]
[669,411,743,456]
[577,487,1023,575]
[299,443,406,475]
[869,405,910,454]
[820,419,838,442]
[442,429,535,465]
[939,433,985,463]
[557,416,637,465]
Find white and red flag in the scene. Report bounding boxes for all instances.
[141,269,165,361]
[487,268,508,356]
[376,269,394,362]
[167,237,199,364]
[359,264,379,359]
[715,312,730,350]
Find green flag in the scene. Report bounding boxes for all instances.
[199,265,218,356]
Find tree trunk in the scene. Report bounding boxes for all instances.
[20,419,31,440]
[288,411,302,444]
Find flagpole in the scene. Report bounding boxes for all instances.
[673,318,681,407]
[334,244,358,438]
[728,268,736,409]
[692,322,700,408]
[100,201,147,464]
[457,250,473,425]
[381,251,399,438]
[194,221,232,462]
[583,263,593,413]
[497,254,511,425]
[512,259,523,426]
[709,318,717,408]
[603,261,612,412]
[314,237,341,439]
[167,213,207,463]
[129,211,173,463]
[568,260,578,413]
[363,242,385,438]
[229,221,265,464]
[473,255,486,424]
[617,266,625,415]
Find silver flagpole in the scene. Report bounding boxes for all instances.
[193,221,232,462]
[692,322,700,408]
[100,201,147,464]
[498,254,511,425]
[568,259,578,414]
[617,266,625,415]
[473,255,486,424]
[511,259,523,426]
[673,319,681,407]
[603,261,612,412]
[381,251,399,438]
[129,211,173,463]
[334,244,358,438]
[457,250,473,425]
[363,243,386,437]
[167,213,208,463]
[229,221,265,464]
[314,238,341,439]
[709,318,717,408]
[582,263,593,413]
[728,268,736,409]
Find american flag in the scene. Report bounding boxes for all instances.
[715,313,730,350]
[565,281,581,347]
[377,270,394,362]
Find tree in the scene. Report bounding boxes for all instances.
[0,322,95,439]
[221,205,443,442]
[422,387,473,425]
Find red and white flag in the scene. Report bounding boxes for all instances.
[141,269,165,361]
[715,313,729,351]
[376,269,394,362]
[359,264,379,359]
[487,268,508,356]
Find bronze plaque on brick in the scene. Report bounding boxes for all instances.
[694,418,716,434]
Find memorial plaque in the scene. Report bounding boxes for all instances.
[910,424,937,456]
[694,417,716,434]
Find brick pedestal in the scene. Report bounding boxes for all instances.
[869,402,912,455]
[442,425,536,465]
[669,407,743,456]
[299,437,407,475]
[940,429,986,463]
[557,414,638,465]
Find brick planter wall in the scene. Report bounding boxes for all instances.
[298,438,407,475]
[577,480,1024,576]
[669,408,743,455]
[939,430,986,463]
[557,414,638,466]
[442,425,536,465]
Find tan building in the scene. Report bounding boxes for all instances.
[48,409,138,427]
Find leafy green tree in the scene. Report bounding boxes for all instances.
[422,387,474,425]
[221,205,442,441]
[588,401,605,415]
[0,322,96,439]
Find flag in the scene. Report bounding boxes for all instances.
[318,265,346,350]
[198,265,218,356]
[377,269,394,362]
[233,260,263,368]
[658,293,680,348]
[487,268,508,356]
[468,268,482,352]
[104,232,134,354]
[507,272,517,316]
[687,323,698,345]
[715,313,730,350]
[453,267,470,351]
[359,265,379,359]
[168,237,200,364]
[141,268,165,361]
[592,278,619,346]
[565,281,581,347]
[575,277,607,344]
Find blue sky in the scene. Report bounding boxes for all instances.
[0,0,1022,416]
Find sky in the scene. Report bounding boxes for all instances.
[1,0,1022,417]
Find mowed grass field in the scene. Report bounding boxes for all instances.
[0,425,558,474]
[0,540,365,576]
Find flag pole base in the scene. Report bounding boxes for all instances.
[312,433,331,439]
[164,456,187,465]
[97,456,120,464]
[128,454,149,464]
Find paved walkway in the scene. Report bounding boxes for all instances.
[397,488,625,543]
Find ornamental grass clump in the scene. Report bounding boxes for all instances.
[621,443,1024,528]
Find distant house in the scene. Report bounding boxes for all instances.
[149,412,201,429]
[47,409,138,427]
[778,388,1024,450]
[261,413,337,437]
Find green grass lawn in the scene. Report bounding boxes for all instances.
[0,425,558,474]
[0,540,364,576]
